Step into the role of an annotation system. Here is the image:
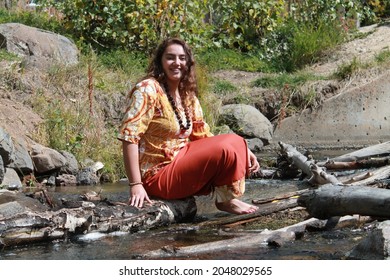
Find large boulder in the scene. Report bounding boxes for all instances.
[218,104,274,145]
[30,143,67,173]
[0,23,79,69]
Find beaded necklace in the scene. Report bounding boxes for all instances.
[166,92,191,131]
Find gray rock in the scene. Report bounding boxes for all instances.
[0,127,15,165]
[1,168,22,190]
[346,221,390,260]
[246,138,264,152]
[30,143,67,173]
[7,138,33,175]
[59,150,79,175]
[76,167,99,186]
[219,104,273,144]
[55,174,77,186]
[0,23,79,69]
[0,156,4,185]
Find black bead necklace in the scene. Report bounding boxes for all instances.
[166,92,191,131]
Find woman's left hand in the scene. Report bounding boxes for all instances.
[248,149,260,174]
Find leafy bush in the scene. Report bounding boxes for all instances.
[260,19,347,72]
[39,0,287,53]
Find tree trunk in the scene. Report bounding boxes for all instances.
[139,215,369,259]
[319,141,390,163]
[298,184,390,219]
[0,190,197,247]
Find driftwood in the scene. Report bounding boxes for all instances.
[319,156,390,170]
[0,190,196,247]
[340,165,390,185]
[322,141,390,163]
[278,141,314,177]
[298,184,390,219]
[278,141,390,186]
[278,141,341,185]
[138,215,370,259]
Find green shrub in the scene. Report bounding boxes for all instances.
[197,48,268,72]
[260,19,347,72]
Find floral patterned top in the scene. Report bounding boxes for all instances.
[117,78,213,179]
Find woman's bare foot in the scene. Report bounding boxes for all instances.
[215,199,258,215]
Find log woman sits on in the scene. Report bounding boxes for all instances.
[117,37,260,214]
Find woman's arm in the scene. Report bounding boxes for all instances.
[122,140,152,208]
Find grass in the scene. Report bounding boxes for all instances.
[26,54,136,182]
[0,49,20,61]
[212,80,238,94]
[333,48,390,80]
[197,48,269,72]
[375,49,390,65]
[252,71,321,89]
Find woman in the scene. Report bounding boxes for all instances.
[117,37,260,214]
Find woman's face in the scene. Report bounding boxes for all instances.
[161,43,187,84]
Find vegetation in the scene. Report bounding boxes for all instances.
[1,0,389,182]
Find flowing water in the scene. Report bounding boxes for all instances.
[0,178,370,260]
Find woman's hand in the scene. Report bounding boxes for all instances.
[128,184,153,208]
[248,149,260,174]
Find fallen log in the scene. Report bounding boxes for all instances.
[319,156,390,170]
[277,142,390,186]
[319,141,390,163]
[0,190,197,247]
[308,163,341,185]
[138,215,370,259]
[342,165,390,186]
[297,184,390,219]
[278,141,314,177]
[278,141,341,185]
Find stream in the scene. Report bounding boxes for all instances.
[0,178,371,260]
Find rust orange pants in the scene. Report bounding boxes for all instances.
[144,133,249,201]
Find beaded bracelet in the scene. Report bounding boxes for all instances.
[129,181,143,187]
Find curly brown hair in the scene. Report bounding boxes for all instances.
[145,37,198,100]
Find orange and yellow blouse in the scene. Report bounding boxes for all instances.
[117,78,213,180]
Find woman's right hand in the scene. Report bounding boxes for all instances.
[129,184,153,208]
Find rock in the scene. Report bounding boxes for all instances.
[346,220,390,260]
[76,167,99,185]
[7,138,33,175]
[0,156,4,185]
[0,127,15,165]
[1,168,22,190]
[55,174,77,186]
[218,104,273,145]
[246,137,264,152]
[30,143,67,173]
[0,23,79,69]
[59,150,79,175]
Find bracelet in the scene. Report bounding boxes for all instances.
[129,181,143,187]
